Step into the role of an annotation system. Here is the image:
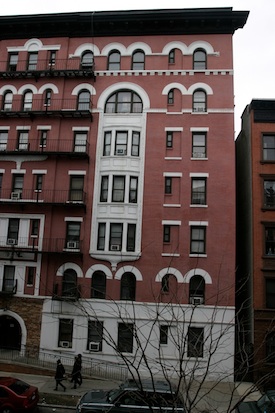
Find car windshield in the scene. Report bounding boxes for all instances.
[8,380,30,395]
[107,389,124,403]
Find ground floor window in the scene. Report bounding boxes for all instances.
[117,322,133,353]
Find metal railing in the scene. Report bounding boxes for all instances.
[0,236,83,254]
[0,98,92,114]
[0,346,128,381]
[0,58,94,74]
[0,189,86,205]
[0,139,89,155]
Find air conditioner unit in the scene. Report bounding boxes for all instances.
[60,341,70,348]
[89,341,100,352]
[7,238,17,245]
[111,244,120,251]
[190,296,204,305]
[11,192,21,200]
[67,241,77,249]
[116,149,126,155]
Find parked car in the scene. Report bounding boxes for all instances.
[236,390,275,413]
[76,379,185,413]
[0,377,39,413]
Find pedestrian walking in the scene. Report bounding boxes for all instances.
[71,355,82,389]
[54,359,66,391]
[77,354,83,386]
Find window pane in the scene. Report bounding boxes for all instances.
[131,132,140,156]
[97,223,106,250]
[188,327,204,357]
[191,227,206,254]
[103,132,111,156]
[88,320,103,351]
[74,132,87,152]
[192,133,206,158]
[263,135,275,161]
[192,178,206,205]
[118,323,133,353]
[78,90,90,110]
[112,176,125,202]
[108,51,120,70]
[160,325,168,344]
[69,176,84,201]
[91,272,106,299]
[2,266,15,293]
[120,272,136,300]
[266,279,275,309]
[266,227,275,255]
[0,131,8,150]
[127,224,136,251]
[58,319,73,348]
[264,180,275,207]
[100,176,109,202]
[110,223,123,251]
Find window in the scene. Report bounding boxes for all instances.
[191,178,206,205]
[103,131,111,156]
[2,91,13,111]
[87,320,103,351]
[69,176,84,202]
[115,131,128,155]
[161,274,170,293]
[120,272,136,300]
[112,176,125,202]
[265,227,275,255]
[192,132,206,158]
[100,176,109,202]
[62,269,78,298]
[193,49,207,70]
[118,323,133,353]
[8,53,18,71]
[74,132,87,153]
[187,327,204,358]
[0,174,2,196]
[58,319,73,348]
[163,225,171,243]
[105,90,142,113]
[81,51,93,69]
[12,175,24,197]
[91,271,106,299]
[66,222,81,249]
[35,174,43,192]
[97,223,106,250]
[2,266,16,293]
[168,89,174,105]
[49,51,56,66]
[264,180,275,207]
[266,333,275,363]
[160,325,168,344]
[129,177,138,203]
[165,177,172,195]
[8,219,19,244]
[26,267,35,285]
[27,52,38,70]
[44,89,52,107]
[266,278,275,309]
[166,132,173,148]
[22,91,33,111]
[109,223,123,251]
[0,131,8,150]
[31,219,39,237]
[190,226,206,254]
[127,224,136,251]
[77,90,90,110]
[39,130,48,148]
[189,275,205,304]
[17,131,29,151]
[263,135,275,161]
[193,89,207,112]
[168,49,175,64]
[131,131,140,156]
[108,50,121,70]
[132,50,145,70]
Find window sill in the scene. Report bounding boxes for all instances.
[189,253,207,258]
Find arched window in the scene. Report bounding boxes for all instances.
[193,89,207,112]
[2,91,13,111]
[189,275,205,304]
[161,274,170,293]
[22,90,33,111]
[44,89,52,107]
[105,90,143,113]
[120,272,136,300]
[77,89,90,110]
[132,50,145,70]
[168,49,175,64]
[193,49,207,70]
[108,50,121,70]
[91,271,106,299]
[81,51,94,69]
[62,269,78,298]
[167,89,174,105]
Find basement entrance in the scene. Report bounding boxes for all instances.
[0,315,21,350]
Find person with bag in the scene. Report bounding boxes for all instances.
[54,359,66,391]
[71,355,82,389]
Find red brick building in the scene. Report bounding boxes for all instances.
[0,8,248,380]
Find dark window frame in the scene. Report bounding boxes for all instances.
[118,322,134,353]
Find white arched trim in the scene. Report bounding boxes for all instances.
[72,43,100,57]
[0,310,27,347]
[126,42,152,55]
[183,268,212,284]
[115,266,143,281]
[187,41,215,55]
[162,41,188,55]
[18,84,38,95]
[85,264,113,280]
[155,267,184,284]
[97,82,150,111]
[38,84,59,94]
[56,263,84,278]
[0,85,17,94]
[162,83,188,95]
[72,84,96,96]
[24,38,43,51]
[101,43,127,56]
[187,83,213,95]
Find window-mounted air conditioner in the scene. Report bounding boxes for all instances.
[111,244,120,251]
[67,241,77,249]
[11,192,21,200]
[190,296,204,305]
[7,238,17,245]
[60,341,70,348]
[116,149,126,155]
[89,341,100,352]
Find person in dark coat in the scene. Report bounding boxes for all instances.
[71,355,82,389]
[54,359,66,391]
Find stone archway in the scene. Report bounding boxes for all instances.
[0,314,22,350]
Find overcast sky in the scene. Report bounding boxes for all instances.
[1,0,274,135]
